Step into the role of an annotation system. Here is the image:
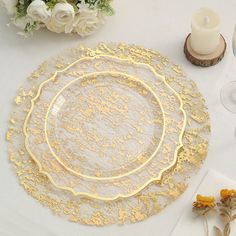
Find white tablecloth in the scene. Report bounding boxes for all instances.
[0,0,236,235]
[172,170,236,236]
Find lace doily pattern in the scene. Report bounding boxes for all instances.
[7,43,210,226]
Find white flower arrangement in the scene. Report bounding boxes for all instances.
[2,0,113,36]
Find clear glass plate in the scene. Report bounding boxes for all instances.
[24,55,186,200]
[46,72,165,179]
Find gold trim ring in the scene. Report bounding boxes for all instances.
[23,54,187,201]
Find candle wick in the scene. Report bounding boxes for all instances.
[203,16,210,25]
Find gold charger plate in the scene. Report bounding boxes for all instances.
[23,55,186,200]
[7,43,210,225]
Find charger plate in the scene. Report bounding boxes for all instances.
[23,55,186,200]
[7,43,210,225]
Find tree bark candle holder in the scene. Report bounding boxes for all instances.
[184,33,226,67]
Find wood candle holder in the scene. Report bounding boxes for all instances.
[184,33,226,67]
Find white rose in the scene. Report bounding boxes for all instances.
[27,0,51,23]
[2,0,17,15]
[73,7,104,36]
[46,3,74,33]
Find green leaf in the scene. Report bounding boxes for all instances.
[46,0,59,9]
[76,0,114,15]
[97,0,114,16]
[24,21,37,33]
[70,3,79,12]
[16,0,32,18]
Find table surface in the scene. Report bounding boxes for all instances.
[0,0,236,236]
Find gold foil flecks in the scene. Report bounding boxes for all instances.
[7,43,210,226]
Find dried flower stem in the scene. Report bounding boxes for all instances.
[203,214,209,236]
[192,195,215,236]
[217,190,236,236]
[193,190,236,236]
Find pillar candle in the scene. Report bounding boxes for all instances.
[190,8,220,55]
